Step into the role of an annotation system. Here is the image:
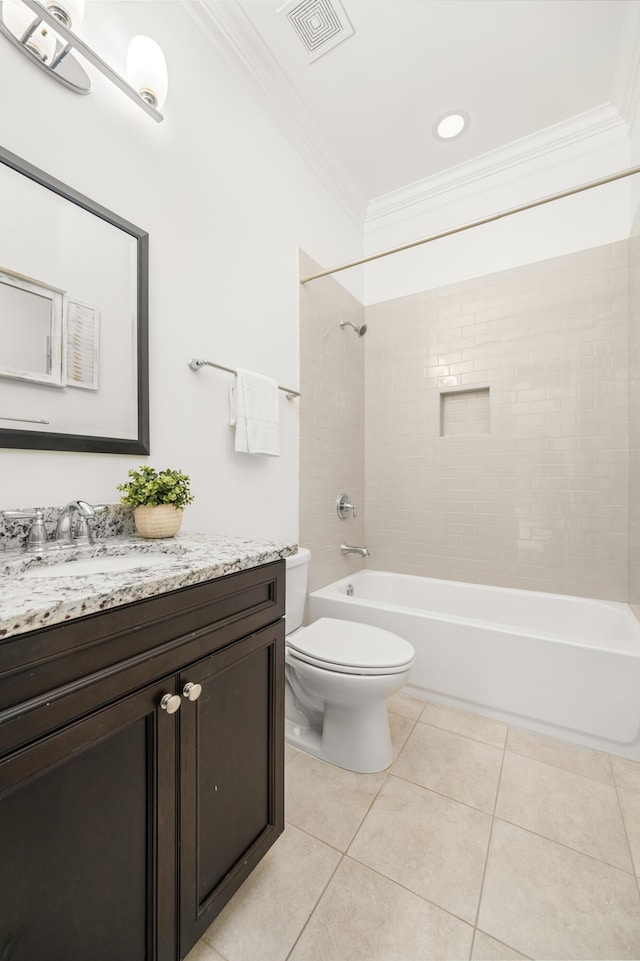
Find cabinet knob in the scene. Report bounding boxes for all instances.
[182,682,202,702]
[160,693,182,714]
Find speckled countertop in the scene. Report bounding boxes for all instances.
[1,533,297,640]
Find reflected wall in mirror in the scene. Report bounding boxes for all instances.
[0,145,149,453]
[0,267,64,387]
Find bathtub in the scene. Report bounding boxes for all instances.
[308,571,640,761]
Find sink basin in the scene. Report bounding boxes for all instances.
[21,554,178,579]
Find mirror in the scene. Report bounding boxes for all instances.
[0,145,149,453]
[0,267,64,387]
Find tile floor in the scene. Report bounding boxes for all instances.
[186,694,640,961]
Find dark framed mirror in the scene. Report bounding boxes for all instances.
[0,145,149,454]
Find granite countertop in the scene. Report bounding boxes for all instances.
[1,533,297,640]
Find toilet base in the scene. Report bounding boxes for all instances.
[284,698,394,774]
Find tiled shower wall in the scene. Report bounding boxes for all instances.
[298,252,366,592]
[364,242,629,600]
[629,223,640,617]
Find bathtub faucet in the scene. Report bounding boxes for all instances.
[340,543,370,558]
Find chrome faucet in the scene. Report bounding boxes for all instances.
[340,543,370,558]
[55,500,97,547]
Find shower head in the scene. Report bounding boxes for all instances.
[340,321,367,337]
[321,319,368,339]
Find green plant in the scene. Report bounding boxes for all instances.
[117,465,194,510]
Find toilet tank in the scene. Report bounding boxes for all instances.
[285,548,310,633]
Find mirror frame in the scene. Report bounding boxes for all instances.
[0,145,150,455]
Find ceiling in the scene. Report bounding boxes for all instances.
[199,0,635,217]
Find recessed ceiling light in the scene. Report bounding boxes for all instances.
[433,111,470,141]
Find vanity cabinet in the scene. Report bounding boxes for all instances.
[0,560,285,961]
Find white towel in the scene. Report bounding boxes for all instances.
[230,369,280,456]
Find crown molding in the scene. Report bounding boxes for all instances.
[181,1,637,236]
[182,0,366,228]
[613,0,640,136]
[365,104,628,227]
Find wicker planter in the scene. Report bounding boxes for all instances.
[134,504,183,539]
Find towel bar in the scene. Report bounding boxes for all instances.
[188,358,300,400]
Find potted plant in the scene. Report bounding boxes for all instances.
[117,465,194,539]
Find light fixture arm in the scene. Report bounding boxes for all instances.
[49,38,71,68]
[18,13,39,43]
[2,0,164,122]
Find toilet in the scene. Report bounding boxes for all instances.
[285,548,415,773]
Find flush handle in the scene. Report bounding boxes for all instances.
[336,493,357,519]
[182,682,202,702]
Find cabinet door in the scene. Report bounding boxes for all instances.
[0,679,178,961]
[179,622,284,957]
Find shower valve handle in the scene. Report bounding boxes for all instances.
[336,494,357,519]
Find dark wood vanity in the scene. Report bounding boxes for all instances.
[0,559,285,961]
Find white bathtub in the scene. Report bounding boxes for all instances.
[308,571,640,761]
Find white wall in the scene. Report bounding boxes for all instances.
[629,97,640,219]
[363,122,631,304]
[0,0,362,542]
[620,0,640,221]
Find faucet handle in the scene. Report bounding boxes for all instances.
[74,505,106,546]
[2,508,49,552]
[74,515,93,546]
[336,493,357,519]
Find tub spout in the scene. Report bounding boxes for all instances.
[340,543,370,558]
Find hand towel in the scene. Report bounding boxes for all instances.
[232,368,280,456]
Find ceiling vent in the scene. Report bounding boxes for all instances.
[281,0,355,62]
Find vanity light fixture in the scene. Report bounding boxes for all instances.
[0,0,167,121]
[433,110,470,141]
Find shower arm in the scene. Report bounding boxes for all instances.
[322,320,367,338]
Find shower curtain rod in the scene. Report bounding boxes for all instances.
[299,164,640,284]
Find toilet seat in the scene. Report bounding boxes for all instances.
[287,617,414,676]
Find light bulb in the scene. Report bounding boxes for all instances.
[2,0,56,62]
[127,35,168,110]
[433,111,470,141]
[437,114,465,139]
[46,0,85,29]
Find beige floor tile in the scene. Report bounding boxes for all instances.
[496,751,631,870]
[184,941,228,961]
[285,744,299,765]
[478,819,640,960]
[506,726,613,784]
[387,691,425,720]
[348,775,491,923]
[285,751,387,850]
[472,930,530,960]
[618,786,640,876]
[288,857,473,961]
[201,825,340,961]
[392,721,503,812]
[612,754,640,793]
[389,711,415,760]
[420,702,507,748]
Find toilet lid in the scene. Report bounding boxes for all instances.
[287,618,414,675]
